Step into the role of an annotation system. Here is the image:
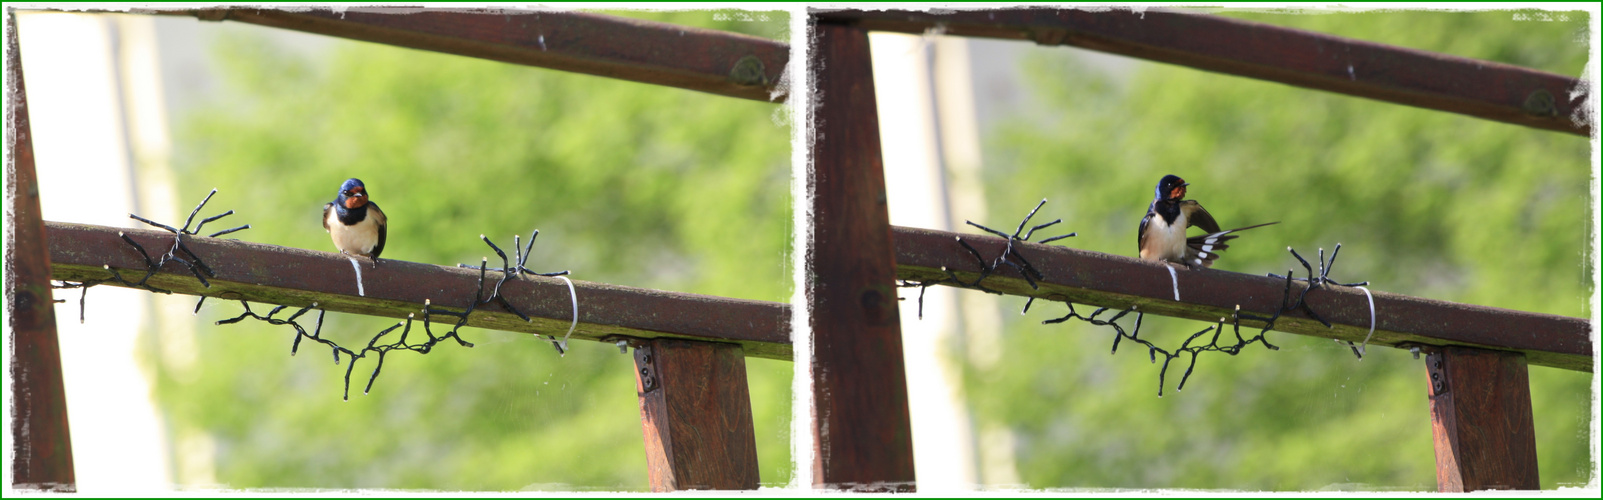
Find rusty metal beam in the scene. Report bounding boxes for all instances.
[633,338,760,491]
[893,226,1592,372]
[814,8,1588,136]
[808,23,917,492]
[6,10,77,490]
[141,7,788,102]
[1423,346,1540,491]
[46,222,791,361]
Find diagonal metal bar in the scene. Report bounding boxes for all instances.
[6,10,76,490]
[46,222,791,361]
[892,226,1592,372]
[130,7,789,102]
[808,23,916,492]
[814,8,1589,136]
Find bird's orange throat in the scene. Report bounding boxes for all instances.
[344,196,366,209]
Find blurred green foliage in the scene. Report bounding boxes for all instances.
[151,9,792,490]
[968,9,1592,490]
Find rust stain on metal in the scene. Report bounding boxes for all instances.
[892,226,1592,372]
[47,222,792,361]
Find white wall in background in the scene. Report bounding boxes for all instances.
[15,12,172,493]
[869,31,980,492]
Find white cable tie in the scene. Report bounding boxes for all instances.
[1356,285,1376,359]
[347,255,365,297]
[1167,265,1180,301]
[556,275,578,355]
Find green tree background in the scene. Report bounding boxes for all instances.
[967,9,1593,490]
[147,10,792,490]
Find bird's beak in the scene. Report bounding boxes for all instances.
[342,190,367,209]
[1178,182,1190,188]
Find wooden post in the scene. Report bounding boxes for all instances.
[6,11,77,491]
[807,21,917,491]
[1424,346,1540,491]
[633,339,760,491]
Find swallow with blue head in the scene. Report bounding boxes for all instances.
[1138,174,1277,269]
[323,178,387,269]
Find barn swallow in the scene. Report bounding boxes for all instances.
[1138,175,1276,268]
[323,178,387,268]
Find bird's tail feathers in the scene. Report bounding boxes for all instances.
[1185,221,1278,268]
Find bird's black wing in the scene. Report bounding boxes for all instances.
[367,202,387,260]
[322,202,333,232]
[1180,200,1221,234]
[1137,209,1154,256]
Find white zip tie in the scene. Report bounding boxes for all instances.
[346,255,366,297]
[556,275,578,355]
[1356,285,1376,358]
[1167,265,1180,301]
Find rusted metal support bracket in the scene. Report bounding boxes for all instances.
[1421,346,1540,491]
[632,338,760,491]
[893,225,1592,372]
[808,22,917,492]
[46,221,791,360]
[814,8,1589,136]
[141,7,789,102]
[6,11,76,491]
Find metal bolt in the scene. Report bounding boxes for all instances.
[1523,89,1557,117]
[728,55,767,86]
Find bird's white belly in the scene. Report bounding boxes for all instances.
[327,211,380,256]
[1148,212,1189,261]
